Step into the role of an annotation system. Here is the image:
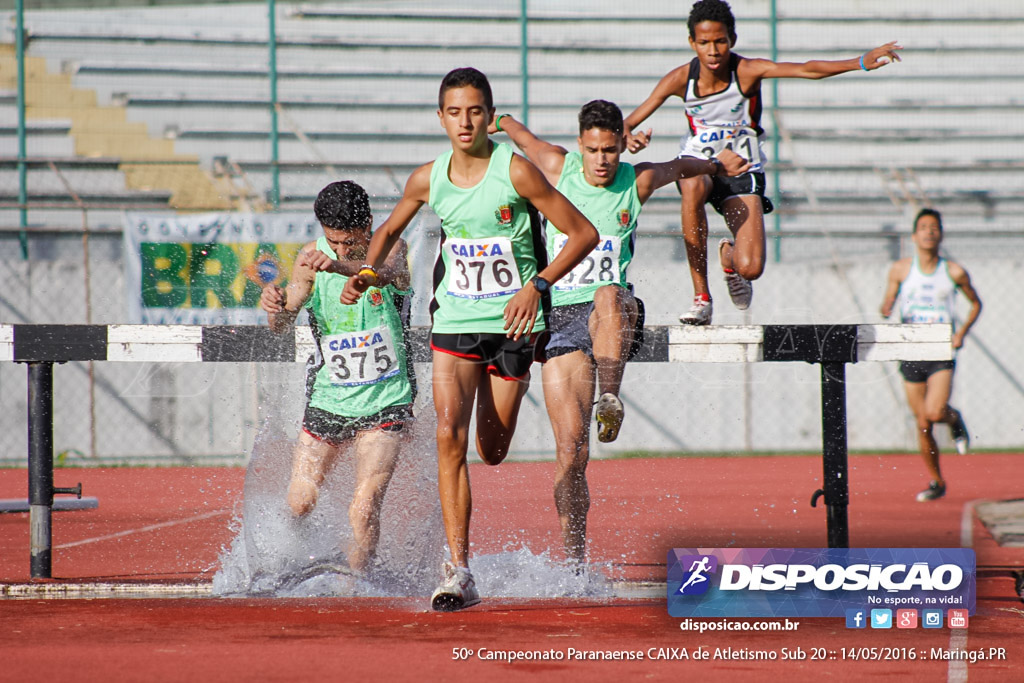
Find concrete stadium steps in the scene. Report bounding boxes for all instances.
[0,45,231,212]
[3,0,1023,230]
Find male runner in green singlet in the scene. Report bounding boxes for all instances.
[492,101,748,563]
[343,68,599,610]
[261,180,414,573]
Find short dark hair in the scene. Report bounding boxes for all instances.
[438,67,493,111]
[913,208,943,232]
[313,181,372,231]
[688,0,736,41]
[578,100,623,136]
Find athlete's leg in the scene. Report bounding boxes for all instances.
[920,368,955,479]
[473,371,530,466]
[719,195,766,281]
[432,350,483,568]
[590,284,638,397]
[347,427,403,571]
[903,379,943,484]
[923,368,958,426]
[542,351,596,562]
[287,430,340,517]
[679,176,714,298]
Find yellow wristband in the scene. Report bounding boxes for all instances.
[358,266,379,283]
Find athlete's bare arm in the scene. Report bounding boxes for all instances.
[623,66,689,153]
[490,115,567,187]
[341,164,430,304]
[295,241,408,289]
[948,263,982,349]
[880,258,912,318]
[262,241,316,333]
[502,155,599,339]
[633,148,750,203]
[739,41,902,87]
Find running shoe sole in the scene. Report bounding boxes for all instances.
[595,393,625,443]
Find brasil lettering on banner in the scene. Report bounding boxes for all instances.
[124,212,319,324]
[667,548,976,618]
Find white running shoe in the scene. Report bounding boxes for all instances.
[594,392,625,443]
[431,561,480,612]
[719,238,752,310]
[679,297,713,325]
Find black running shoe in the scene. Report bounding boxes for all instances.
[916,481,946,502]
[949,408,969,455]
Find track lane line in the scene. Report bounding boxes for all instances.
[54,510,231,549]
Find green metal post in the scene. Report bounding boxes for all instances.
[519,0,529,126]
[769,0,782,262]
[16,0,28,259]
[268,0,280,208]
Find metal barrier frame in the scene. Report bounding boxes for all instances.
[0,323,952,578]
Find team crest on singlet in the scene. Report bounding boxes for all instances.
[369,290,384,306]
[495,204,513,226]
[618,209,631,227]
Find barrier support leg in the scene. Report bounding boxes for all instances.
[820,361,850,548]
[28,361,54,579]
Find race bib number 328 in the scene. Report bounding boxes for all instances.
[553,234,621,291]
[446,236,522,299]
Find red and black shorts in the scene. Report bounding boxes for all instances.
[430,332,545,381]
[301,403,412,447]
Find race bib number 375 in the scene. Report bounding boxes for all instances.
[322,326,400,387]
[446,236,522,299]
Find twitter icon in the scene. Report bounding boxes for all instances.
[871,609,892,629]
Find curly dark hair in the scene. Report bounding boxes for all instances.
[313,181,372,231]
[688,0,736,41]
[438,67,494,111]
[578,100,624,136]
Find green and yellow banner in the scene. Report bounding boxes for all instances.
[124,213,320,324]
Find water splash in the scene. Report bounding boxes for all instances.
[213,363,617,601]
[214,365,446,597]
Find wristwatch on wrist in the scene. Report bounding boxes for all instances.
[530,275,551,294]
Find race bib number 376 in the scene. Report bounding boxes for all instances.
[446,236,522,299]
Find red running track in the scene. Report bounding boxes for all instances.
[1,453,1022,682]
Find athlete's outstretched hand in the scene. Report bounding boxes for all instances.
[716,149,752,177]
[503,285,541,340]
[861,41,902,70]
[260,285,286,313]
[340,273,372,305]
[296,250,339,273]
[626,128,652,154]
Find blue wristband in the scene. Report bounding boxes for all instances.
[859,54,868,71]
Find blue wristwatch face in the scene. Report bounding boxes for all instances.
[532,276,549,293]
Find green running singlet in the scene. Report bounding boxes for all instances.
[304,236,413,418]
[428,141,547,334]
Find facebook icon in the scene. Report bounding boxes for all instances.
[846,609,867,629]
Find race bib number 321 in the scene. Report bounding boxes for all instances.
[446,236,522,299]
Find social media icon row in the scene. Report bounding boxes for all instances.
[846,609,969,629]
